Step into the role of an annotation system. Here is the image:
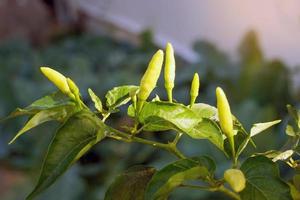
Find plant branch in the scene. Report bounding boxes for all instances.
[106,126,186,159]
[180,184,240,200]
[179,184,213,191]
[217,186,241,200]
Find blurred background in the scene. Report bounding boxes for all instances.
[0,0,300,199]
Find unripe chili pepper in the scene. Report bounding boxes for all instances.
[137,50,164,112]
[216,87,235,155]
[216,87,233,137]
[67,78,80,101]
[164,43,175,102]
[67,78,79,96]
[189,73,199,107]
[40,67,71,96]
[224,169,246,192]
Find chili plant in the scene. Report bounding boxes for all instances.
[3,43,299,200]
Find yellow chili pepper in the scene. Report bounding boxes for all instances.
[216,87,235,156]
[189,73,199,107]
[137,50,164,111]
[164,43,175,102]
[67,78,80,101]
[224,169,246,192]
[40,67,75,99]
[67,78,79,96]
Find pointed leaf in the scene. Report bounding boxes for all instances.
[4,91,74,120]
[190,103,217,119]
[272,150,294,162]
[138,102,224,150]
[286,125,297,137]
[26,110,107,199]
[105,166,156,200]
[188,118,224,150]
[105,85,139,111]
[88,88,103,113]
[240,156,292,200]
[145,156,215,200]
[9,106,74,144]
[250,120,281,137]
[138,101,200,132]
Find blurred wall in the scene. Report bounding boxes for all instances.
[78,0,300,66]
[0,0,53,45]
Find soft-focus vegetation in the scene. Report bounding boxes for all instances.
[0,30,296,200]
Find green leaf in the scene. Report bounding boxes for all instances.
[286,125,296,137]
[3,91,74,120]
[105,85,139,111]
[250,120,281,137]
[105,166,156,200]
[240,156,292,200]
[188,118,224,150]
[137,102,224,150]
[88,88,103,113]
[288,182,300,200]
[145,156,215,200]
[287,104,300,128]
[138,101,200,132]
[9,106,74,144]
[272,150,294,162]
[190,103,217,119]
[26,110,107,200]
[127,104,135,117]
[237,120,281,156]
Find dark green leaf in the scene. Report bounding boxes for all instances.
[145,156,215,200]
[287,105,299,127]
[88,88,103,113]
[288,182,300,200]
[105,85,139,111]
[105,166,156,200]
[240,156,292,200]
[26,110,107,200]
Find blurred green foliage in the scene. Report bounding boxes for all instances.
[0,30,295,200]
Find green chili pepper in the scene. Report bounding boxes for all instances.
[224,169,246,192]
[164,43,175,102]
[40,67,71,96]
[137,50,164,111]
[189,73,199,107]
[216,87,235,155]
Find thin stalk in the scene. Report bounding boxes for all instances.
[172,132,183,144]
[217,186,241,200]
[106,126,186,159]
[229,136,237,168]
[167,89,173,103]
[180,184,240,200]
[102,113,110,122]
[180,184,213,191]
